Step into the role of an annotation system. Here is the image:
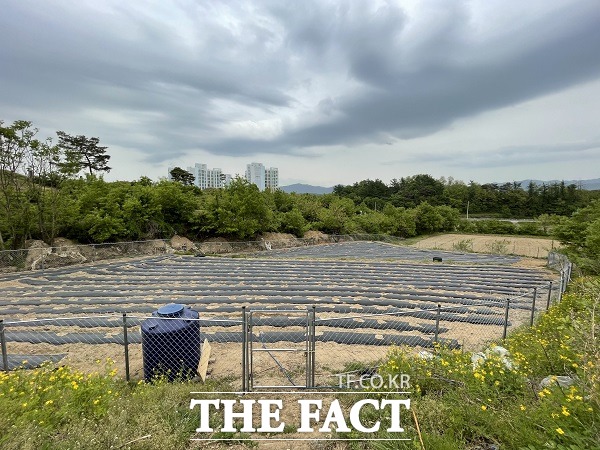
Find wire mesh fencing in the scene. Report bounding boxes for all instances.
[1,279,561,392]
[307,282,557,389]
[0,240,172,274]
[0,311,244,386]
[0,234,404,274]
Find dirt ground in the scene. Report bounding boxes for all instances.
[2,239,555,449]
[412,233,560,259]
[5,307,531,388]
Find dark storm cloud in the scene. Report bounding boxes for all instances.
[0,0,293,160]
[1,0,600,164]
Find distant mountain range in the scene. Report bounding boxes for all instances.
[515,178,600,190]
[281,178,600,194]
[279,183,334,194]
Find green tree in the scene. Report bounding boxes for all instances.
[29,138,67,244]
[279,208,307,237]
[414,202,444,234]
[0,120,65,247]
[169,167,195,186]
[435,205,460,231]
[390,174,445,208]
[56,131,111,176]
[382,204,417,237]
[316,196,355,234]
[195,177,274,239]
[554,200,600,273]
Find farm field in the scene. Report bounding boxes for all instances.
[413,233,561,259]
[0,242,558,388]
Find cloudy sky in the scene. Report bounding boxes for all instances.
[1,0,599,186]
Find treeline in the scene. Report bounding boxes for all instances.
[334,174,599,218]
[2,119,598,255]
[0,120,111,249]
[0,174,468,247]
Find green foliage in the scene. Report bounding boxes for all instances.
[554,200,600,273]
[0,120,67,248]
[279,208,307,237]
[0,360,230,450]
[336,176,599,219]
[516,221,543,236]
[194,177,275,239]
[56,131,111,176]
[316,196,356,234]
[452,239,474,252]
[414,202,444,234]
[168,166,195,186]
[390,174,446,208]
[9,118,600,248]
[371,279,600,449]
[63,178,180,243]
[382,205,417,237]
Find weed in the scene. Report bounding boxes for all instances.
[486,239,510,254]
[452,239,474,253]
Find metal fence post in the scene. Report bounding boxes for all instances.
[558,271,564,303]
[241,306,247,392]
[502,298,511,340]
[530,288,537,327]
[434,304,441,344]
[546,281,553,310]
[122,313,130,381]
[310,305,316,388]
[305,309,310,389]
[1,320,9,372]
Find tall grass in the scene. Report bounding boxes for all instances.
[369,278,600,449]
[0,359,231,450]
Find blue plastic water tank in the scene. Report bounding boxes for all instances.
[141,303,201,381]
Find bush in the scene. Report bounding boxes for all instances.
[474,220,517,235]
[452,239,474,252]
[370,278,600,448]
[0,359,229,450]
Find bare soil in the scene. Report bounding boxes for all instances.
[413,233,560,259]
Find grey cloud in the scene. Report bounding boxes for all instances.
[1,0,600,166]
[205,1,600,156]
[390,141,600,169]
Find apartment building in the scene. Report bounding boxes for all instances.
[169,161,276,191]
[265,167,279,191]
[245,162,266,191]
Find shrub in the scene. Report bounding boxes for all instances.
[452,239,474,252]
[370,278,600,448]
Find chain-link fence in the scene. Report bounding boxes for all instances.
[0,239,172,274]
[0,234,403,274]
[1,239,571,391]
[1,278,563,391]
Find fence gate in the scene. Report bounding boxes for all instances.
[242,308,315,391]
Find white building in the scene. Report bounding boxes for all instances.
[244,163,279,191]
[169,162,274,190]
[245,162,266,191]
[168,163,231,189]
[265,167,279,191]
